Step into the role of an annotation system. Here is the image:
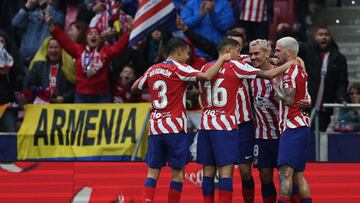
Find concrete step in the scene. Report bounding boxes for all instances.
[326,0,360,7]
[312,7,360,25]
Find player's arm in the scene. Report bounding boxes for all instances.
[274,87,296,106]
[257,60,299,79]
[196,53,231,81]
[131,74,148,96]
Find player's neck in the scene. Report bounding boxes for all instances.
[167,56,180,63]
[260,61,272,70]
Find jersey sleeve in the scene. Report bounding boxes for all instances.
[231,60,260,79]
[283,65,298,89]
[174,61,200,82]
[136,71,149,90]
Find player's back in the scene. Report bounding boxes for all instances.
[199,61,242,130]
[141,60,199,135]
[279,64,310,132]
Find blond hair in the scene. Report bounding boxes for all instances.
[249,39,271,53]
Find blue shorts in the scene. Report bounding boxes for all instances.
[237,121,255,164]
[277,127,311,171]
[145,132,190,169]
[196,130,239,167]
[253,139,279,169]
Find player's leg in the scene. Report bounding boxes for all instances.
[166,132,189,203]
[237,121,256,203]
[203,165,216,203]
[293,171,312,203]
[259,168,277,203]
[143,135,166,203]
[197,130,217,203]
[144,168,161,203]
[254,140,277,203]
[278,165,295,203]
[218,164,235,203]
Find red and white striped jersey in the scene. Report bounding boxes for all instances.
[136,60,200,135]
[250,78,280,139]
[240,0,267,22]
[236,56,254,124]
[199,60,260,130]
[278,65,310,133]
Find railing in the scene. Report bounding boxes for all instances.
[311,103,360,161]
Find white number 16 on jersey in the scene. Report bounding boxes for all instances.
[205,78,227,107]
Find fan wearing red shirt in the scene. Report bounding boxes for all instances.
[45,13,129,103]
[274,37,312,203]
[131,37,231,203]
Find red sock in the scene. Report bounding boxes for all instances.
[242,188,254,203]
[219,190,232,203]
[278,196,291,203]
[263,196,277,203]
[144,186,155,203]
[168,188,181,203]
[204,194,215,203]
[290,194,301,203]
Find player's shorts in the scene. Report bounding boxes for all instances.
[253,139,279,169]
[277,127,311,171]
[237,121,255,164]
[196,130,239,167]
[145,132,190,169]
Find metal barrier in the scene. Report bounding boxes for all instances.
[311,103,360,161]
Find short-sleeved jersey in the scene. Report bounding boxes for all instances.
[199,60,260,130]
[234,58,257,124]
[136,60,200,135]
[250,77,280,139]
[278,65,310,133]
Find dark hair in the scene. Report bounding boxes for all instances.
[216,38,239,52]
[166,37,189,55]
[226,30,245,44]
[349,82,360,94]
[69,20,88,43]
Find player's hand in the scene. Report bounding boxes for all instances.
[220,53,232,62]
[297,99,311,110]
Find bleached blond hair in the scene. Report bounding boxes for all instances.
[249,39,271,53]
[276,37,299,55]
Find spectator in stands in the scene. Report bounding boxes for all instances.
[235,0,274,42]
[45,13,129,103]
[180,0,235,67]
[11,0,64,66]
[338,82,360,123]
[27,38,75,104]
[112,64,143,103]
[0,29,24,132]
[68,20,88,43]
[299,26,348,131]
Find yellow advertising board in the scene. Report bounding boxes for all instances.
[17,103,151,160]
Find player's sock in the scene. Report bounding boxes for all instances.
[168,181,183,203]
[242,177,255,203]
[261,181,277,203]
[202,176,215,203]
[144,177,157,203]
[218,178,233,203]
[278,196,291,203]
[290,185,301,203]
[300,197,312,203]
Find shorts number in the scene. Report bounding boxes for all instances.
[153,80,168,109]
[253,144,259,157]
[205,78,227,107]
